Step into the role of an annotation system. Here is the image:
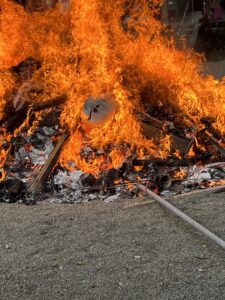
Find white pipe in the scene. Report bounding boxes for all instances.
[137,184,225,250]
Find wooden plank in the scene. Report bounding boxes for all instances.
[173,184,225,198]
[141,122,192,157]
[27,132,69,193]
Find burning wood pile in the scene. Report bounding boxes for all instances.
[1,0,225,204]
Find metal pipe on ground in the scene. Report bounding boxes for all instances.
[137,184,225,251]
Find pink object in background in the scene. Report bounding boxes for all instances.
[213,5,224,20]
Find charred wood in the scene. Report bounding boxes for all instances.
[3,106,29,133]
[141,123,192,157]
[1,94,67,132]
[201,116,224,141]
[183,138,195,159]
[132,158,190,167]
[33,93,68,112]
[0,178,26,202]
[136,110,163,129]
[155,174,172,190]
[27,132,69,193]
[11,57,41,80]
[205,130,225,157]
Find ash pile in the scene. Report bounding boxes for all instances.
[1,60,225,204]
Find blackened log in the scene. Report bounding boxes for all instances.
[2,106,29,133]
[136,110,163,129]
[1,94,68,132]
[132,158,190,167]
[33,94,68,112]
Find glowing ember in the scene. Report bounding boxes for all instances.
[1,0,225,175]
[174,168,187,180]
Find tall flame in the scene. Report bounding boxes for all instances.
[1,0,225,174]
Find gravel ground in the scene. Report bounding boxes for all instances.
[0,193,225,300]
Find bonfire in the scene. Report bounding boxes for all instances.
[1,0,225,204]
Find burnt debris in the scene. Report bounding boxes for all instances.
[1,58,225,204]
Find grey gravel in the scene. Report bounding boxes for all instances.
[0,193,225,300]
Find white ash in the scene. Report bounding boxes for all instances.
[53,170,83,188]
[42,127,57,136]
[104,194,120,203]
[8,127,58,185]
[35,133,46,141]
[29,140,54,165]
[160,190,176,197]
[51,188,96,204]
[187,163,225,182]
[48,197,63,204]
[52,169,126,203]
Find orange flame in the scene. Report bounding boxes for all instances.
[174,168,187,180]
[1,0,225,174]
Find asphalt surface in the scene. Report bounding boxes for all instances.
[0,193,225,300]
